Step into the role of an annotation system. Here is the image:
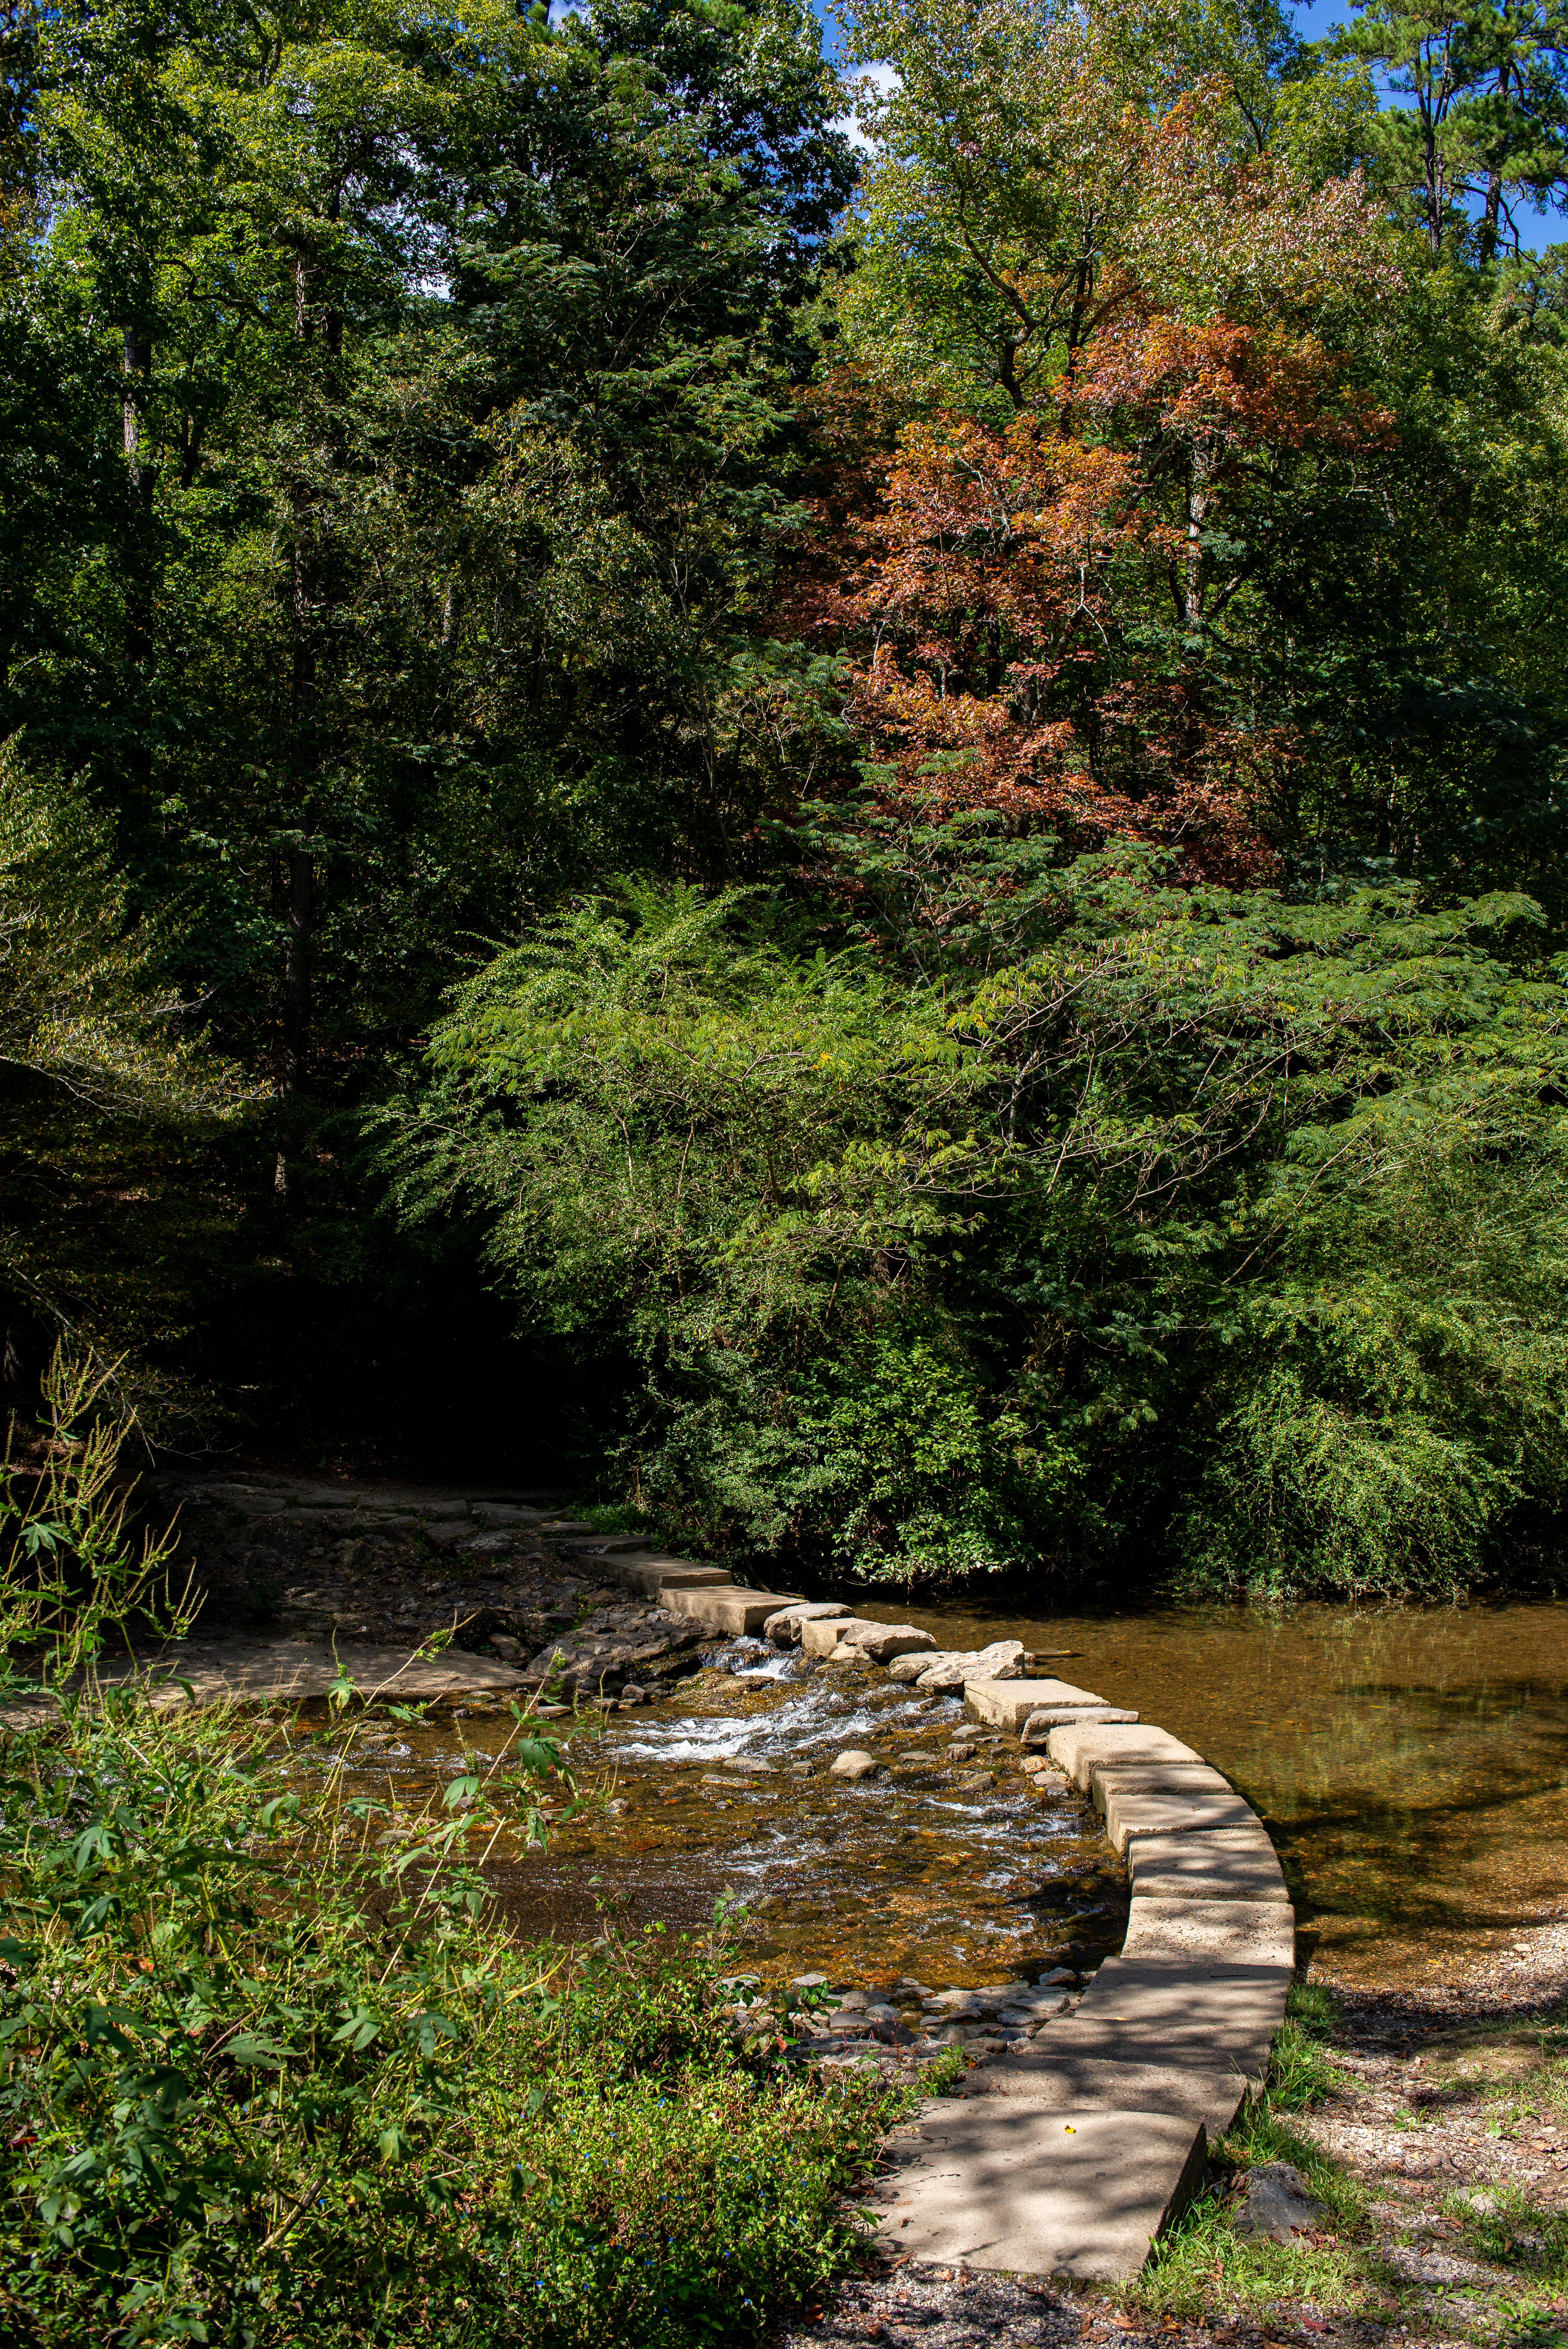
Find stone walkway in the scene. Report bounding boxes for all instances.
[739,1615,1297,2284]
[130,1469,749,1702]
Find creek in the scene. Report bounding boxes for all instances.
[340,1597,1568,1994]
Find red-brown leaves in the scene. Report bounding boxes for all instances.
[1065,316,1397,453]
[790,406,1275,874]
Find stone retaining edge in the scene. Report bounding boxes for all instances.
[527,1549,1299,2280]
[874,1673,1294,2282]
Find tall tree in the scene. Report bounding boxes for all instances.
[1339,0,1568,255]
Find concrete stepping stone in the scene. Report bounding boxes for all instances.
[764,1601,851,1643]
[873,2098,1207,2279]
[1091,1761,1234,1808]
[1044,1720,1202,1789]
[664,1586,804,1635]
[1125,1824,1289,1904]
[890,1638,1025,1688]
[1021,1705,1138,1740]
[550,1534,653,1555]
[1120,1897,1296,1969]
[602,1556,733,1597]
[1066,1954,1289,2078]
[964,1678,1108,1731]
[1100,1784,1260,1854]
[802,1613,879,1655]
[951,2054,1252,2139]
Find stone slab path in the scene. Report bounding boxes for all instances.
[103,1636,530,1706]
[100,1474,1296,2284]
[859,1686,1294,2281]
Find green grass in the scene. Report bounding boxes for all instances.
[1121,1984,1369,2322]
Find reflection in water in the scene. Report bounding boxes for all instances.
[868,1597,1568,1985]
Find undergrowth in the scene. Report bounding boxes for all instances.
[0,1358,907,2346]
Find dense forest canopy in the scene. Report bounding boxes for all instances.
[4,0,1568,1599]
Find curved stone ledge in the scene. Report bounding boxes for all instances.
[495,1549,1295,2282]
[874,1675,1294,2283]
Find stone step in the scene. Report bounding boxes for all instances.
[1021,1705,1137,1741]
[1044,1720,1202,1789]
[764,1600,851,1642]
[600,1555,733,1597]
[873,2098,1208,2279]
[1063,1953,1290,2079]
[802,1613,878,1655]
[549,1534,652,1554]
[663,1585,804,1635]
[1101,1784,1261,1854]
[950,2054,1251,2139]
[1126,1824,1289,1904]
[963,1678,1108,1732]
[1091,1762,1234,1810]
[1120,1897,1296,1970]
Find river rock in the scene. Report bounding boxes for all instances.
[1232,2162,1322,2243]
[764,1600,852,1645]
[838,1622,937,1664]
[830,1749,882,1780]
[803,1615,878,1655]
[889,1639,1025,1689]
[424,1519,474,1550]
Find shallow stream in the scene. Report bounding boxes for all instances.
[339,1598,1568,1993]
[892,1597,1568,1988]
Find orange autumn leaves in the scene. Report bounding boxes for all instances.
[791,62,1397,881]
[794,382,1364,880]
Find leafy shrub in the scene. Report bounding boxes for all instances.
[383,869,1568,1597]
[0,1374,906,2346]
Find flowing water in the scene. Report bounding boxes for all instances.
[338,1599,1568,1992]
[337,1643,1127,1991]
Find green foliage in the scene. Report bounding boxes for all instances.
[0,748,249,1410]
[2,0,1568,1586]
[385,869,1568,1594]
[0,1386,907,2346]
[1127,1981,1367,2322]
